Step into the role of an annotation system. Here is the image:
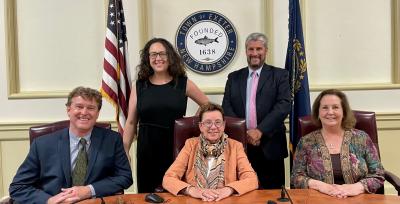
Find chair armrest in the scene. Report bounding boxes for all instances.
[385,170,400,195]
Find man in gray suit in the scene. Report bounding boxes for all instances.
[222,33,290,189]
[9,87,132,203]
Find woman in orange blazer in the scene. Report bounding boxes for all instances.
[163,103,258,201]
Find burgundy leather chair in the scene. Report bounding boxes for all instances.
[298,110,400,195]
[29,120,111,144]
[173,116,247,159]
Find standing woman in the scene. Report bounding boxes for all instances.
[123,38,208,193]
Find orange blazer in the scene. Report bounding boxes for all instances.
[162,137,258,195]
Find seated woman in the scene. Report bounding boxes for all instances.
[291,89,385,198]
[162,103,258,201]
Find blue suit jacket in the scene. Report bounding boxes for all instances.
[9,126,133,204]
[222,64,291,160]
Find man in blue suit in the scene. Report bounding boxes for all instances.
[9,87,133,203]
[222,33,290,189]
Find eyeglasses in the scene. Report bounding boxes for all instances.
[200,120,224,128]
[149,52,167,59]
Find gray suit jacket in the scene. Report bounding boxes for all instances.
[9,126,133,204]
[222,64,291,160]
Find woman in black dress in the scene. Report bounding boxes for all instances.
[123,38,208,193]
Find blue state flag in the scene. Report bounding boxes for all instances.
[284,0,311,167]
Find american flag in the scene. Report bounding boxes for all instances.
[101,0,131,135]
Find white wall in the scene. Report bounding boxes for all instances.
[0,0,399,197]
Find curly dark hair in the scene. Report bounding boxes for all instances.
[137,38,186,81]
[311,89,356,129]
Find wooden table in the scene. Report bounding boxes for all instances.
[78,189,400,204]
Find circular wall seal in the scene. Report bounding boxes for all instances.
[176,10,237,74]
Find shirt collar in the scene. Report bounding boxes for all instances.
[248,66,262,78]
[69,129,92,145]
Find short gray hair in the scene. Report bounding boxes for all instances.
[245,32,268,49]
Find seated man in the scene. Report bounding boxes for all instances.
[162,103,258,202]
[9,87,133,204]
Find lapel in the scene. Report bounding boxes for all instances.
[340,130,354,184]
[239,68,249,109]
[86,127,102,181]
[223,141,229,183]
[59,129,72,187]
[256,64,271,95]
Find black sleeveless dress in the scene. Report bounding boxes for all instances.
[136,76,187,193]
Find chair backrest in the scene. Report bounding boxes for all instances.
[173,116,246,159]
[297,110,379,156]
[29,120,112,144]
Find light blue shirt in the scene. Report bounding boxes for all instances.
[246,67,262,128]
[69,130,96,197]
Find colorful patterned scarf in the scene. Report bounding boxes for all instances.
[194,133,227,189]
